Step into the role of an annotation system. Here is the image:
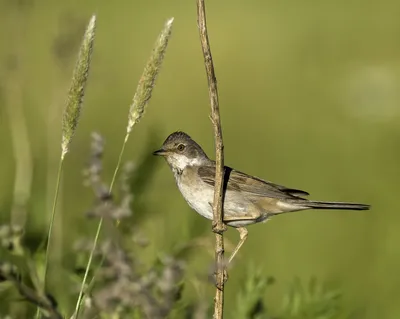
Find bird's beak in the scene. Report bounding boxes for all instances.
[153,149,167,156]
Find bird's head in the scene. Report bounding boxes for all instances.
[153,131,209,172]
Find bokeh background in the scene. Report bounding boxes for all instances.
[1,0,400,317]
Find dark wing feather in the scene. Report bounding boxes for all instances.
[198,165,309,200]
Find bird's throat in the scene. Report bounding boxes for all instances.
[172,167,183,177]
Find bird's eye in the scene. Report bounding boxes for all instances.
[177,144,185,151]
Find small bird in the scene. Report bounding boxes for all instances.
[153,131,370,264]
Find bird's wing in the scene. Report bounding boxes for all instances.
[198,165,309,200]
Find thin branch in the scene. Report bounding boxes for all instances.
[196,0,226,318]
[0,269,62,319]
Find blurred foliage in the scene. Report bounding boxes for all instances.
[1,0,400,318]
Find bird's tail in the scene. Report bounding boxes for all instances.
[303,200,370,211]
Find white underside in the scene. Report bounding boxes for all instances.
[175,169,302,227]
[166,151,306,227]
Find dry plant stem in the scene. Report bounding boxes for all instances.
[1,271,63,319]
[16,282,63,319]
[196,0,226,318]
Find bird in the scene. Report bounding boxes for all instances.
[153,131,370,264]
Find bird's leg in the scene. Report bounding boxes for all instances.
[228,227,248,264]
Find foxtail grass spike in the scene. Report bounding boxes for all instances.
[61,15,96,160]
[74,18,174,318]
[126,17,174,135]
[41,14,96,319]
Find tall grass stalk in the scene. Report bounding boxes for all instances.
[38,14,96,319]
[73,17,174,319]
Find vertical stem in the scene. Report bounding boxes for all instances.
[73,135,128,318]
[38,157,64,318]
[43,158,64,282]
[196,1,226,318]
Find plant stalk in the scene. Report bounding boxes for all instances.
[196,0,226,318]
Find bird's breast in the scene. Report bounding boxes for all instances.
[176,168,215,220]
[176,167,255,223]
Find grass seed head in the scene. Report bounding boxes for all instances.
[126,17,174,135]
[61,15,96,159]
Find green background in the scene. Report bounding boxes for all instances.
[1,0,400,317]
